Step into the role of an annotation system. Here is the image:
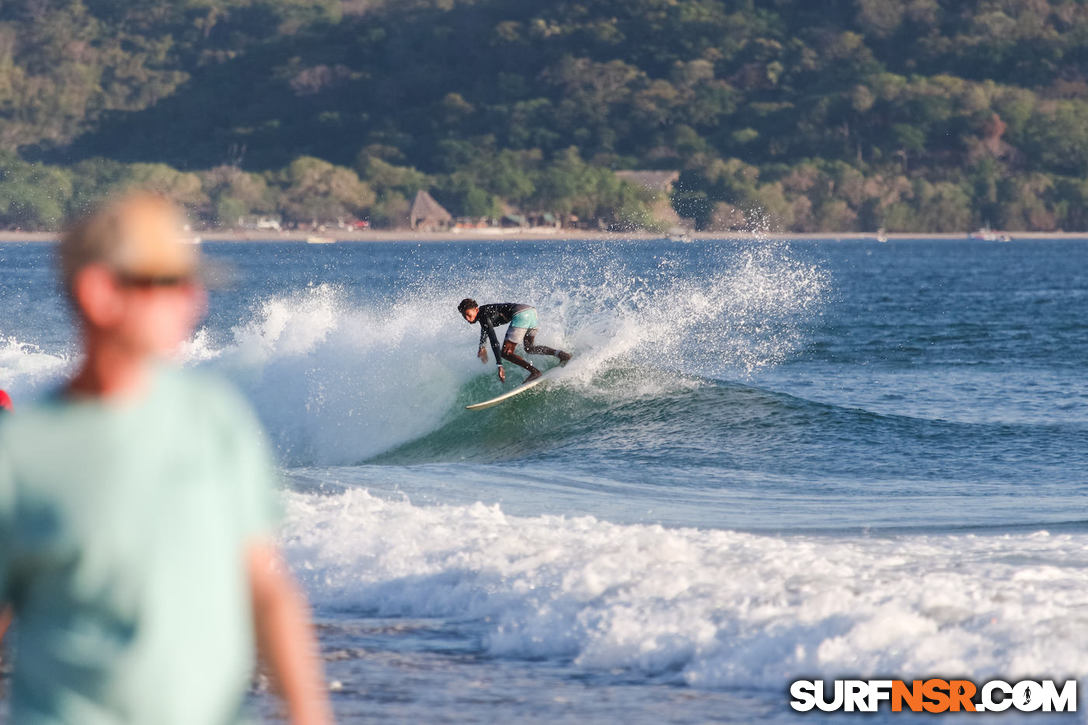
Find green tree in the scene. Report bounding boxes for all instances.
[435,175,500,219]
[124,163,208,207]
[913,181,971,233]
[277,156,375,222]
[201,165,274,226]
[0,157,72,229]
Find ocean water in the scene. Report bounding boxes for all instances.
[2,238,1087,722]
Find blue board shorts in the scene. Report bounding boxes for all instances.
[504,307,538,345]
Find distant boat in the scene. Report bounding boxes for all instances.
[306,235,335,244]
[997,234,1012,243]
[968,226,998,241]
[876,228,888,243]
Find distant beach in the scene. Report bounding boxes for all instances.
[3,229,1088,243]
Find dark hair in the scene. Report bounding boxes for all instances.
[457,298,477,315]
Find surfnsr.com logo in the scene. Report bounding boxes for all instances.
[790,679,1077,713]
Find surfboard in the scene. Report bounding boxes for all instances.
[465,370,553,410]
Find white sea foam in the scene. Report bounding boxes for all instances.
[0,336,71,398]
[282,488,1088,689]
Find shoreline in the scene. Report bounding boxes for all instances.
[3,229,1088,243]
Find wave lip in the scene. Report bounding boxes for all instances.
[282,489,1088,690]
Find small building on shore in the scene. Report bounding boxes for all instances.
[410,190,453,231]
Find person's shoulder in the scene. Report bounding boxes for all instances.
[160,368,257,422]
[0,389,68,441]
[163,369,273,460]
[0,390,78,482]
[164,366,236,394]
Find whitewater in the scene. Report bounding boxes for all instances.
[2,238,1087,723]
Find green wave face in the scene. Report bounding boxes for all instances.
[368,363,831,467]
[369,360,1078,498]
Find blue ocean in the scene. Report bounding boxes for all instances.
[2,238,1087,722]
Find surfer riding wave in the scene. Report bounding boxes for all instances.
[458,298,571,384]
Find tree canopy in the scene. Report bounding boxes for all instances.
[2,0,1088,231]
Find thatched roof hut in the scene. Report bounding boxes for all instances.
[410,190,453,231]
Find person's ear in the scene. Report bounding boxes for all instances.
[72,265,125,329]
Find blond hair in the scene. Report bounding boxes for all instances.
[60,193,197,289]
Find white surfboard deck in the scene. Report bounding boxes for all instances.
[465,369,554,410]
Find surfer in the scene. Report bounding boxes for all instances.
[458,298,571,383]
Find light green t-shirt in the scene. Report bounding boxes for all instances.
[0,367,280,724]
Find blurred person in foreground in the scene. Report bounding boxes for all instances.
[0,194,332,724]
[0,391,7,649]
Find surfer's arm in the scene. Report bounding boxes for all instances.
[248,540,333,725]
[478,326,490,361]
[483,323,502,366]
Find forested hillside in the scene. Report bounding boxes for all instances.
[2,0,1088,232]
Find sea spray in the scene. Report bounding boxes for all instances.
[194,283,472,465]
[184,240,829,464]
[403,238,828,380]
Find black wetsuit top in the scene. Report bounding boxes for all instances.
[474,303,531,366]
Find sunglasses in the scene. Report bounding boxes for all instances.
[115,273,196,289]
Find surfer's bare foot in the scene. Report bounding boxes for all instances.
[557,351,572,365]
[524,369,543,384]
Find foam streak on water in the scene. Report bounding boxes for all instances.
[283,489,1088,689]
